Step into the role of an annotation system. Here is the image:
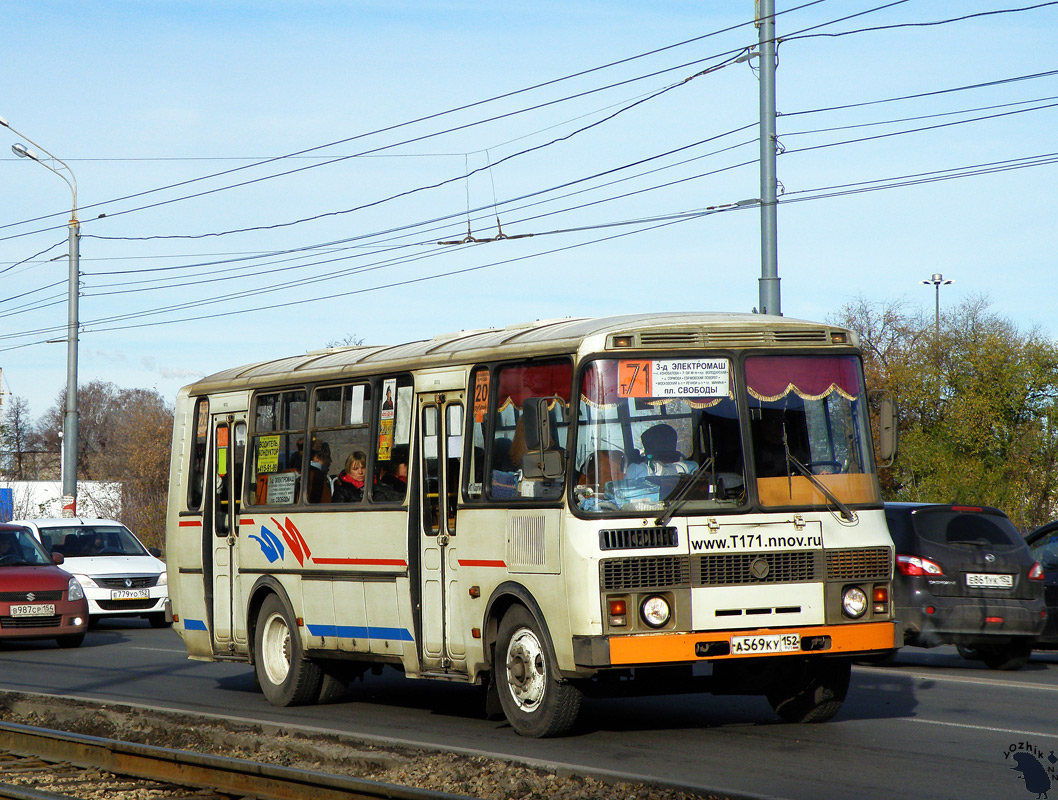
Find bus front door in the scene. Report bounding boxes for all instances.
[417,394,467,674]
[209,413,247,654]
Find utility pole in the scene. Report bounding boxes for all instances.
[757,0,781,316]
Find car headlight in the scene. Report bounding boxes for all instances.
[67,577,85,602]
[842,586,869,619]
[640,595,671,628]
[158,570,168,586]
[70,573,97,589]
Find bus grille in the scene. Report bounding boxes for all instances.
[631,328,833,349]
[826,548,892,581]
[600,556,690,590]
[695,551,822,585]
[599,527,678,550]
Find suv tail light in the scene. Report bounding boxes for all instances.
[896,554,944,576]
[1029,562,1045,581]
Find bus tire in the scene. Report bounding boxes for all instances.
[254,594,322,706]
[766,658,850,723]
[495,605,580,737]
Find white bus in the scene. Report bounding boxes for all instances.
[165,313,896,737]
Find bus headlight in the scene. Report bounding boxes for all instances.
[841,586,868,619]
[640,595,671,628]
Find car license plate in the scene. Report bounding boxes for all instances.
[10,604,55,617]
[730,633,801,654]
[966,573,1014,588]
[111,589,150,600]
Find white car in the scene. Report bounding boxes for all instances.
[12,518,169,628]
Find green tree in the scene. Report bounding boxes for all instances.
[834,296,1058,529]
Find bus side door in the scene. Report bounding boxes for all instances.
[210,413,247,653]
[417,392,467,673]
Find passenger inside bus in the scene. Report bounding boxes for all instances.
[332,450,367,503]
[625,424,697,480]
[307,440,332,503]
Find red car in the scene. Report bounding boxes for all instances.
[0,523,89,648]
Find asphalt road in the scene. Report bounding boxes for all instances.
[0,619,1056,800]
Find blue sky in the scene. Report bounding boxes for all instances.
[1,1,1056,420]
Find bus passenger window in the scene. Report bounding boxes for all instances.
[248,389,306,507]
[486,359,572,502]
[187,397,209,510]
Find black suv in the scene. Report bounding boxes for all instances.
[885,503,1046,670]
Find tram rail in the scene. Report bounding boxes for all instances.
[0,720,469,800]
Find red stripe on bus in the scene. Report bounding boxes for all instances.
[458,559,507,568]
[312,558,409,567]
[178,520,202,527]
[239,519,255,525]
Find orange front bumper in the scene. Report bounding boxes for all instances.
[608,621,896,665]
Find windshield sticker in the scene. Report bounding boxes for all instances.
[619,359,729,398]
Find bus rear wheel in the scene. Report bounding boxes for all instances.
[254,594,322,706]
[495,606,580,738]
[766,658,850,723]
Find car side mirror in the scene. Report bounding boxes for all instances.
[148,547,163,558]
[52,552,65,565]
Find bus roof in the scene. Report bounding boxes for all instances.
[182,312,855,396]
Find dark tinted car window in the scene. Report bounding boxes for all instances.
[913,510,1022,548]
[884,511,913,549]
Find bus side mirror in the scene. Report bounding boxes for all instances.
[870,390,898,468]
[520,397,565,479]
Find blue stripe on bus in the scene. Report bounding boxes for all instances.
[307,624,413,642]
[183,619,208,631]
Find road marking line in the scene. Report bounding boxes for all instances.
[905,717,1058,741]
[857,665,1058,692]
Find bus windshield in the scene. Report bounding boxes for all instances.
[574,357,747,514]
[573,354,879,515]
[746,354,879,510]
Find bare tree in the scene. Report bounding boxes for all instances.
[1,396,43,480]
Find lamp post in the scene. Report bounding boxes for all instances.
[1,116,79,517]
[920,273,953,340]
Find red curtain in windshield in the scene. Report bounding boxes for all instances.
[496,360,572,410]
[745,355,862,402]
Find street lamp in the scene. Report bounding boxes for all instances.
[1,116,80,517]
[920,273,953,340]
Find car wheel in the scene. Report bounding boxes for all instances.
[253,594,322,706]
[495,605,581,738]
[147,613,172,629]
[56,633,85,649]
[982,641,1033,671]
[766,658,851,723]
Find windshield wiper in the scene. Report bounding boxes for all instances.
[655,459,714,527]
[784,451,857,523]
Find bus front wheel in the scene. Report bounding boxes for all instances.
[766,658,850,723]
[254,594,323,706]
[495,606,581,738]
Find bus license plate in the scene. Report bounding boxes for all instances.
[966,573,1013,588]
[111,589,150,600]
[730,633,801,654]
[10,604,55,617]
